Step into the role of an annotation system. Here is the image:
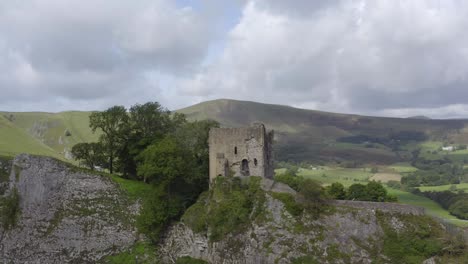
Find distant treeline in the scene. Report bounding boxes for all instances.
[338,131,427,146]
[416,190,468,220]
[402,158,466,186]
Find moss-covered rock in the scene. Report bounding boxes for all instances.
[161,176,467,264]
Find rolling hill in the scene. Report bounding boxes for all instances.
[0,111,97,159]
[178,99,468,164]
[2,98,468,164]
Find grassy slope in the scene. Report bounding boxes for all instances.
[387,188,468,227]
[278,165,468,227]
[178,99,468,164]
[0,111,97,158]
[418,183,468,192]
[0,115,61,158]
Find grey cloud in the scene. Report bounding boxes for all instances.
[181,0,468,118]
[0,0,214,111]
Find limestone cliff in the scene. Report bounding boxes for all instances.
[0,154,138,263]
[160,177,454,264]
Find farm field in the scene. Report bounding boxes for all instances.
[387,188,468,227]
[277,165,468,228]
[387,162,418,173]
[418,183,468,193]
[298,167,371,187]
[370,173,401,183]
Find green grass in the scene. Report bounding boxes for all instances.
[420,141,443,151]
[109,175,153,201]
[278,165,468,227]
[298,167,372,187]
[0,115,62,159]
[388,162,418,173]
[418,183,468,193]
[0,111,97,159]
[104,242,157,264]
[386,188,468,227]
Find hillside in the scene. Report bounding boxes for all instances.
[3,99,468,164]
[178,99,468,164]
[0,111,97,159]
[0,115,61,159]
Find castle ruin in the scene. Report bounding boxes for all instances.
[208,123,274,183]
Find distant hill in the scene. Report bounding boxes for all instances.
[178,99,468,164]
[0,111,97,159]
[407,115,432,120]
[2,99,468,164]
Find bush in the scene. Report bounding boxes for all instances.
[270,192,303,217]
[0,187,21,230]
[136,186,184,243]
[346,181,395,202]
[274,172,303,191]
[183,177,265,242]
[386,180,401,190]
[298,179,327,215]
[326,182,346,199]
[449,200,468,220]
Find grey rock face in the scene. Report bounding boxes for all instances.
[160,189,426,264]
[0,154,138,263]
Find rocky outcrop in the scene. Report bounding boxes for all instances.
[159,178,439,264]
[0,154,139,263]
[161,195,387,264]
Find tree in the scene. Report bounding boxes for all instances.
[173,119,219,186]
[89,106,129,173]
[122,102,181,178]
[137,136,193,186]
[347,183,367,200]
[71,142,105,170]
[298,179,326,215]
[129,102,171,139]
[365,181,388,202]
[327,182,346,200]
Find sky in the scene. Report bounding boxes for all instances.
[2,0,468,119]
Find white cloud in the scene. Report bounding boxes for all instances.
[0,0,214,111]
[181,0,468,118]
[3,0,468,118]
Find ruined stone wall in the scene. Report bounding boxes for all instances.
[209,123,273,182]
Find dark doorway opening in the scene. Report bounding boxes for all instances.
[241,159,250,176]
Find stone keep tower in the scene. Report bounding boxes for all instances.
[208,123,274,183]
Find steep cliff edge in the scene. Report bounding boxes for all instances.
[0,154,139,263]
[160,177,464,264]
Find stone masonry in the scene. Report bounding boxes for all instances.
[208,123,274,183]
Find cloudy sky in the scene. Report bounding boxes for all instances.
[2,0,468,118]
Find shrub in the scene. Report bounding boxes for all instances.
[386,180,401,190]
[326,182,346,199]
[274,172,303,191]
[183,176,266,242]
[270,192,303,217]
[0,187,21,230]
[298,179,327,215]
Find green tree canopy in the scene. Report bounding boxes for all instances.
[71,142,105,170]
[327,182,346,200]
[89,105,129,173]
[347,183,367,201]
